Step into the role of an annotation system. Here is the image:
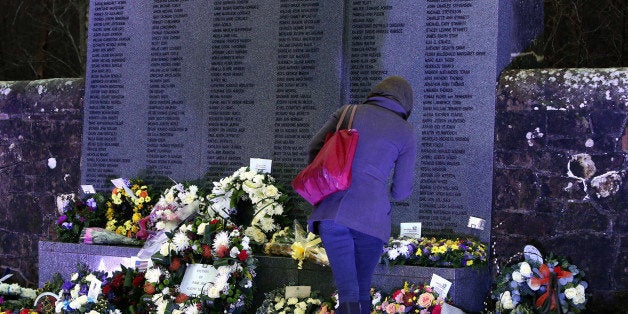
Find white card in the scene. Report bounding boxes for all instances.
[250,158,272,173]
[81,185,96,194]
[179,264,218,296]
[467,216,486,230]
[399,222,422,238]
[430,274,452,299]
[111,178,137,200]
[87,278,102,299]
[285,286,311,299]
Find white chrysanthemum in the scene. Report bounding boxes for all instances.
[387,249,400,260]
[183,304,199,314]
[145,268,162,283]
[172,231,191,252]
[156,221,166,231]
[213,231,230,250]
[259,216,276,232]
[271,204,284,215]
[398,244,410,257]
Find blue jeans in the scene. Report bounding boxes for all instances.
[318,220,384,304]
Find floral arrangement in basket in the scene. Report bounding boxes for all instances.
[138,182,206,240]
[373,281,445,314]
[54,193,107,243]
[144,214,256,313]
[491,245,587,313]
[105,178,157,239]
[206,167,291,247]
[381,236,488,268]
[264,221,329,269]
[255,286,324,314]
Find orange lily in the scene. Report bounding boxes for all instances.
[529,263,572,311]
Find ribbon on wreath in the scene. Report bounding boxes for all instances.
[529,263,572,311]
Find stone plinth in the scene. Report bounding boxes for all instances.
[39,241,489,312]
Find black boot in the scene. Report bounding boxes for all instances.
[337,301,361,314]
[359,300,371,314]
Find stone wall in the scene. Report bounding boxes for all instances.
[493,68,628,311]
[0,78,84,286]
[0,70,626,310]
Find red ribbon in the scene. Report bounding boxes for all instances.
[530,263,572,311]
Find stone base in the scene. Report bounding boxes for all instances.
[39,241,489,312]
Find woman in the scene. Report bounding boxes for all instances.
[307,76,417,314]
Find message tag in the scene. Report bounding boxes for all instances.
[430,274,452,299]
[87,278,102,299]
[111,178,137,200]
[180,264,218,296]
[467,216,486,230]
[81,185,96,194]
[250,158,272,173]
[399,222,422,238]
[285,286,311,299]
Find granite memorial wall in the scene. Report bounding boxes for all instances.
[82,0,539,242]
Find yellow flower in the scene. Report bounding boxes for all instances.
[466,260,474,266]
[116,225,126,235]
[106,220,117,231]
[132,212,142,222]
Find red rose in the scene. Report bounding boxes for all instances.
[111,273,125,288]
[201,244,212,258]
[175,293,189,304]
[237,249,249,261]
[210,219,219,224]
[169,257,182,272]
[102,284,111,294]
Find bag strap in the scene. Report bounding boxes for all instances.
[335,105,358,131]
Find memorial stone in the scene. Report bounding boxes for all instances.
[82,0,541,242]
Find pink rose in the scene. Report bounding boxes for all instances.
[417,292,435,308]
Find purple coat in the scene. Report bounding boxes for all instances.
[306,96,416,242]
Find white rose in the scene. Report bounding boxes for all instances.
[519,261,532,277]
[263,185,279,198]
[564,287,577,299]
[511,270,524,283]
[197,222,207,235]
[500,291,515,310]
[160,242,171,256]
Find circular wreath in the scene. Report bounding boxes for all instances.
[144,215,256,313]
[206,167,290,247]
[105,178,156,239]
[491,246,588,313]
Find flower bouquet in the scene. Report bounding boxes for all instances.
[491,245,588,313]
[105,178,157,240]
[373,281,445,314]
[145,215,257,313]
[264,221,329,269]
[381,237,488,268]
[206,167,291,248]
[101,266,150,313]
[255,286,324,314]
[54,193,107,243]
[138,182,206,240]
[54,263,110,313]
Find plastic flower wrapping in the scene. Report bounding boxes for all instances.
[381,236,488,268]
[264,221,329,269]
[491,245,588,313]
[255,286,324,314]
[206,167,291,247]
[373,282,445,314]
[145,215,257,313]
[139,182,207,240]
[105,179,157,239]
